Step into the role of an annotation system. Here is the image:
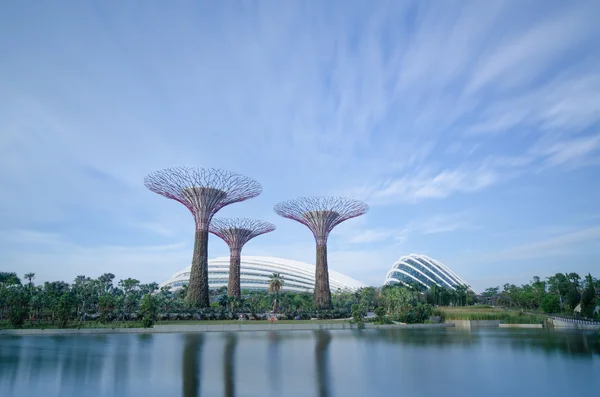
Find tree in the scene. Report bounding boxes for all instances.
[98,294,117,323]
[97,273,115,295]
[359,287,378,310]
[374,306,386,323]
[139,293,159,328]
[580,274,596,318]
[541,294,560,314]
[0,272,21,285]
[2,285,30,328]
[55,290,77,328]
[73,275,95,322]
[269,273,284,313]
[24,273,35,289]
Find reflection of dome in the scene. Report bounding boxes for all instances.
[384,254,473,292]
[160,256,367,293]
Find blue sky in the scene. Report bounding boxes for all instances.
[1,1,599,291]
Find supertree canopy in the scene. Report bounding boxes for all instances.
[144,167,262,308]
[209,218,276,297]
[274,197,368,308]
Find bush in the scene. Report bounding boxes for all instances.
[4,287,30,328]
[541,294,561,314]
[351,304,366,328]
[138,294,159,328]
[396,303,433,324]
[56,292,77,328]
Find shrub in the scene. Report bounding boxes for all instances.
[396,303,433,324]
[138,294,159,328]
[541,294,561,314]
[351,304,366,329]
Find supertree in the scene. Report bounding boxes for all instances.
[274,197,368,309]
[209,218,276,298]
[144,167,262,308]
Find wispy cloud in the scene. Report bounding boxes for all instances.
[536,134,600,169]
[1,1,599,286]
[410,212,475,235]
[465,226,600,264]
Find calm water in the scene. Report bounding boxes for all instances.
[1,328,599,397]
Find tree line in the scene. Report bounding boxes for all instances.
[480,272,600,319]
[2,270,598,329]
[0,271,442,329]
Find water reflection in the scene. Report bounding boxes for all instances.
[0,337,21,389]
[182,334,204,397]
[1,329,599,397]
[267,331,282,397]
[223,333,237,397]
[369,329,600,357]
[314,331,332,397]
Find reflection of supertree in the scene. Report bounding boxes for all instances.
[314,331,332,397]
[210,218,275,297]
[182,334,204,397]
[274,197,368,308]
[145,167,262,307]
[223,333,237,397]
[267,331,282,397]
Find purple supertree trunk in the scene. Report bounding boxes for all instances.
[144,167,262,308]
[274,197,368,310]
[314,241,332,308]
[188,228,210,307]
[228,247,242,298]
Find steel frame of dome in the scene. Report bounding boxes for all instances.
[384,254,473,292]
[160,256,367,293]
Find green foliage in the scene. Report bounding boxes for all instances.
[440,307,544,324]
[541,294,560,314]
[396,303,433,324]
[0,272,22,285]
[98,294,117,323]
[579,274,596,318]
[2,285,30,328]
[55,292,77,328]
[351,304,366,328]
[139,294,159,328]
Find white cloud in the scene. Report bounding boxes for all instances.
[1,1,599,285]
[410,212,475,235]
[464,226,600,264]
[537,134,600,168]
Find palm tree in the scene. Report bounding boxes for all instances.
[24,273,35,289]
[269,273,284,313]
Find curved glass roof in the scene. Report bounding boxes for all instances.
[384,254,473,292]
[160,256,367,293]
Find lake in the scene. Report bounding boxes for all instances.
[1,328,599,397]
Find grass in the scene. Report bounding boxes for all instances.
[438,306,547,324]
[0,318,351,330]
[156,319,350,325]
[0,320,146,330]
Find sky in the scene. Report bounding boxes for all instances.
[1,0,599,292]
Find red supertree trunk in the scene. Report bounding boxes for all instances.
[314,242,332,309]
[186,228,210,308]
[228,247,242,298]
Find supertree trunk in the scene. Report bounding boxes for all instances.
[314,242,332,309]
[228,247,242,298]
[187,228,210,308]
[144,167,263,309]
[209,218,275,300]
[274,197,368,311]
